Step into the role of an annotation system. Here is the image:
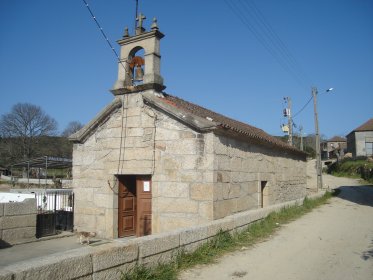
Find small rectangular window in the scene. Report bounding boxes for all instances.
[365,142,373,156]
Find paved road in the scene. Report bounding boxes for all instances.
[179,178,373,280]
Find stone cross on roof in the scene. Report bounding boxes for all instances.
[136,13,146,30]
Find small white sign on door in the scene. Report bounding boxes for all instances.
[143,181,150,192]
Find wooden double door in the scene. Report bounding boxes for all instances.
[118,175,152,237]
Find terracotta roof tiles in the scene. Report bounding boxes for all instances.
[352,118,373,132]
[160,93,304,155]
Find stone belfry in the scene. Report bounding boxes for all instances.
[111,14,165,95]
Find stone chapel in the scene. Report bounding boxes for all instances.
[70,16,307,239]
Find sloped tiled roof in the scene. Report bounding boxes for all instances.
[352,118,373,132]
[328,136,346,142]
[155,93,304,155]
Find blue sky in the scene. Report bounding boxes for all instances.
[0,0,372,139]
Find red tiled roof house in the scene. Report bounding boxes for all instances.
[346,118,373,158]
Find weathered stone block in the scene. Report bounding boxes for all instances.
[236,195,251,212]
[126,107,142,117]
[127,127,144,137]
[217,155,230,171]
[0,214,36,229]
[232,211,253,229]
[158,182,189,198]
[93,262,135,280]
[123,147,153,160]
[179,225,209,246]
[138,231,180,259]
[181,155,199,170]
[125,116,141,128]
[158,215,197,232]
[4,199,36,216]
[167,139,201,155]
[217,171,230,183]
[2,227,36,244]
[231,157,242,171]
[157,198,198,214]
[91,242,138,272]
[206,217,234,237]
[0,203,4,216]
[161,157,181,170]
[93,193,114,208]
[213,199,236,219]
[141,249,177,267]
[155,128,180,140]
[190,183,213,201]
[11,247,93,280]
[198,201,213,220]
[229,184,241,199]
[186,170,205,183]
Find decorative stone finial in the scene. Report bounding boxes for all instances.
[151,17,158,30]
[123,27,129,38]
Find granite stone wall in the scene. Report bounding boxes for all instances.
[151,112,214,233]
[0,198,37,247]
[72,92,213,237]
[212,134,307,219]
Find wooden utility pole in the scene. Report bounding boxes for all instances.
[312,87,323,191]
[284,97,293,146]
[299,125,304,151]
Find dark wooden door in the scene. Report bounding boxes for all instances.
[118,176,137,237]
[136,176,152,236]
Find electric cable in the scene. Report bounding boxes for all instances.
[82,0,129,76]
[292,95,313,118]
[241,0,311,86]
[224,0,310,91]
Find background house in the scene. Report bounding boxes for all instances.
[321,136,347,160]
[70,17,307,239]
[346,118,373,158]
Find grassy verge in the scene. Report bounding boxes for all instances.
[121,191,336,280]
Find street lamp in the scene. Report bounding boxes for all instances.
[312,87,333,191]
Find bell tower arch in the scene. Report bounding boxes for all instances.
[111,16,165,95]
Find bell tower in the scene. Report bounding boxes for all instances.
[111,15,165,95]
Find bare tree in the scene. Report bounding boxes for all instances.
[62,121,84,137]
[0,103,58,160]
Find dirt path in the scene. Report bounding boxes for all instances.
[179,176,373,280]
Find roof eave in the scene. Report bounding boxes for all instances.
[69,98,122,143]
[142,92,218,132]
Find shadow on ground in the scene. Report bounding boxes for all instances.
[0,240,12,249]
[334,185,373,207]
[361,240,373,261]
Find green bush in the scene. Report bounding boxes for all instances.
[327,158,373,182]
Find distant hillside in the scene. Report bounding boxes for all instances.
[0,136,72,167]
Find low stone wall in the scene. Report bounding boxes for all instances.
[0,192,325,280]
[0,198,37,247]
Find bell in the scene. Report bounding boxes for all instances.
[134,65,144,81]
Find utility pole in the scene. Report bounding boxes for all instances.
[284,97,293,146]
[312,87,323,191]
[299,125,304,151]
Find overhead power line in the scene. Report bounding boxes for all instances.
[292,95,313,118]
[224,0,311,91]
[81,0,128,74]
